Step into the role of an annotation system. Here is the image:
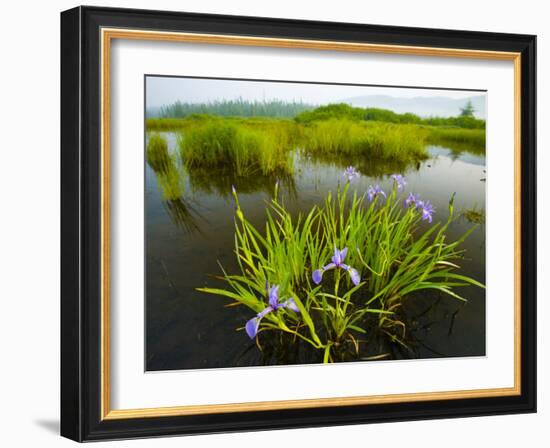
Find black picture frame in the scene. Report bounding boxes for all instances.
[61,5,536,442]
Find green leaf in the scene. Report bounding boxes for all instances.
[291,293,323,346]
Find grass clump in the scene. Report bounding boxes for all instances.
[156,154,185,200]
[146,133,171,172]
[146,133,185,200]
[427,127,485,151]
[178,118,295,176]
[303,119,429,163]
[199,175,484,362]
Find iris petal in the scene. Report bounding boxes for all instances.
[257,306,274,319]
[245,306,273,339]
[323,262,336,271]
[340,247,348,262]
[312,269,323,284]
[332,247,341,265]
[281,298,300,313]
[268,285,279,309]
[245,317,260,339]
[349,268,361,286]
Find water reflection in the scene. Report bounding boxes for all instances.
[429,142,486,165]
[303,151,421,178]
[147,155,202,234]
[163,198,204,234]
[186,165,297,198]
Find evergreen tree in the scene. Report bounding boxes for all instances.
[460,100,476,117]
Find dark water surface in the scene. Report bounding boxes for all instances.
[145,132,486,371]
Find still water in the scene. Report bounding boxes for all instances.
[145,132,486,371]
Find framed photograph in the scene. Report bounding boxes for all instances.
[60,6,536,442]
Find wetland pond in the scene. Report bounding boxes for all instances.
[145,131,486,371]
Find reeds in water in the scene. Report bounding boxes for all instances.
[146,133,171,173]
[199,173,484,362]
[156,155,185,201]
[178,118,296,176]
[146,134,185,201]
[303,119,429,163]
[427,127,486,153]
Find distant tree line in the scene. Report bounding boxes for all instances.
[156,100,485,129]
[295,103,485,129]
[159,98,315,118]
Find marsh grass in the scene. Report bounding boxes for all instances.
[303,119,429,163]
[199,179,484,362]
[146,114,212,131]
[151,152,185,201]
[146,133,171,173]
[427,127,486,153]
[147,118,187,131]
[147,113,485,177]
[178,118,297,176]
[157,164,185,200]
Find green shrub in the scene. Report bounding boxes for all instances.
[295,103,365,124]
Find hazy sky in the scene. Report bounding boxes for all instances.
[145,76,483,108]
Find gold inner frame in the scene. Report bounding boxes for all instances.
[100,28,522,420]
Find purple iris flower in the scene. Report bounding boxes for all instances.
[404,193,435,223]
[245,283,300,339]
[312,247,360,286]
[390,174,407,191]
[343,166,360,183]
[405,192,420,207]
[367,185,386,202]
[420,200,435,223]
